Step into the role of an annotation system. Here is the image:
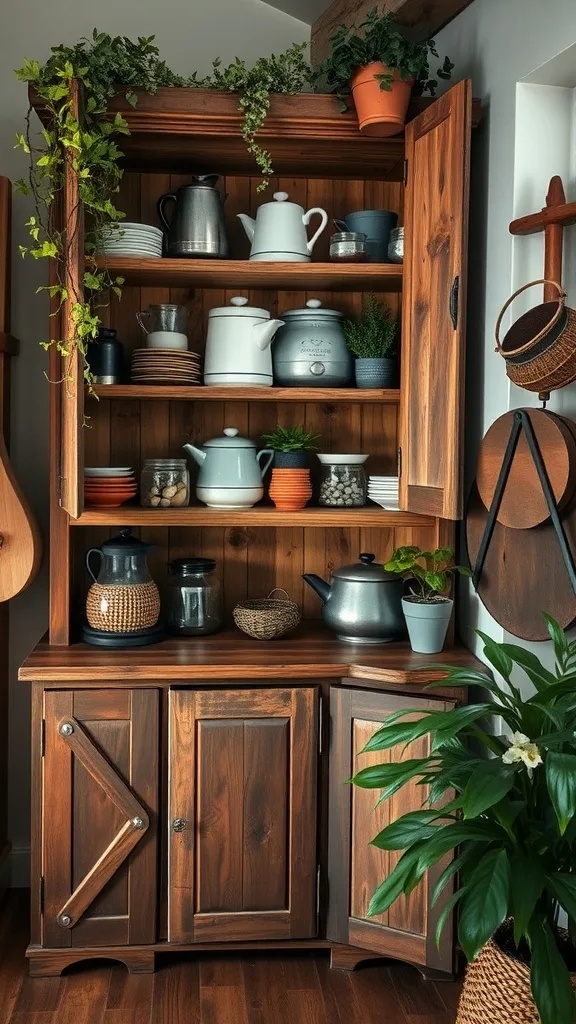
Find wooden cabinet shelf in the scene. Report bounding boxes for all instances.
[94,257,403,291]
[73,506,433,528]
[91,385,400,403]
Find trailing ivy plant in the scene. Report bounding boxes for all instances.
[15,32,312,389]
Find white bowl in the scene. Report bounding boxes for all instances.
[145,332,189,350]
[85,467,133,477]
[196,486,264,509]
[317,454,369,466]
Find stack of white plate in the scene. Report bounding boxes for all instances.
[368,475,399,509]
[95,222,163,258]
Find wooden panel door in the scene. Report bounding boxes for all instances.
[400,79,472,520]
[42,688,159,948]
[169,687,318,943]
[327,687,454,973]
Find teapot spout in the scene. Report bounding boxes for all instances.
[182,442,206,467]
[302,574,331,604]
[254,318,284,351]
[237,213,256,243]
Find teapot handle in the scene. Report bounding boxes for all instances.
[257,449,274,479]
[303,207,328,254]
[157,193,177,234]
[86,548,102,583]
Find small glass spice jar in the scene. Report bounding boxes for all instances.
[166,558,222,635]
[141,458,189,508]
[318,458,367,507]
[329,231,367,263]
[387,227,404,264]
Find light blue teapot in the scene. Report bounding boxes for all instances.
[183,427,273,509]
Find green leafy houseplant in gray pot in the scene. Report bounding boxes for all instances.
[260,425,320,468]
[352,616,576,1024]
[312,7,454,136]
[343,294,399,388]
[385,545,471,653]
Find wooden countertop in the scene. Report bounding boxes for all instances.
[19,622,483,693]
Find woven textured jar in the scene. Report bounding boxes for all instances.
[86,581,160,632]
[233,589,301,640]
[456,936,576,1024]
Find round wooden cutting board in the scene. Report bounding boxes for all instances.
[466,481,576,640]
[476,409,576,529]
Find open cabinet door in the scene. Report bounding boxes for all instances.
[399,79,472,520]
[58,79,85,519]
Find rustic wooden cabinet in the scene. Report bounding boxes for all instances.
[327,687,454,973]
[168,686,318,943]
[22,77,480,977]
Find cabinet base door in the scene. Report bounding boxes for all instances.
[169,687,318,943]
[42,689,159,948]
[327,687,453,973]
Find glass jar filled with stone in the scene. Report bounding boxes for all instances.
[166,558,222,636]
[141,458,189,508]
[317,454,368,507]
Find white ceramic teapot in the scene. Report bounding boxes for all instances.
[238,192,329,263]
[203,297,284,387]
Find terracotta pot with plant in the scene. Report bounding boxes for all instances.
[314,8,454,137]
[384,544,471,652]
[343,294,399,388]
[352,615,576,1024]
[261,425,319,510]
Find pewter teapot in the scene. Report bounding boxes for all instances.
[303,553,405,644]
[157,174,229,258]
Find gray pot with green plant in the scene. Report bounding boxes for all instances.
[343,294,399,388]
[352,614,576,1024]
[384,545,471,653]
[260,425,320,468]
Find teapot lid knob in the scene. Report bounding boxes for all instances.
[230,296,249,307]
[306,299,322,309]
[223,427,239,437]
[359,553,375,564]
[273,191,289,203]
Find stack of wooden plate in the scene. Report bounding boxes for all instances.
[130,348,202,385]
[84,467,138,508]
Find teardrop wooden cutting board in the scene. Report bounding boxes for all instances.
[0,430,42,601]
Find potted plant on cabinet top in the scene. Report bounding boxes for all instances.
[261,425,319,511]
[384,545,471,653]
[352,616,576,1024]
[343,294,399,388]
[313,7,454,136]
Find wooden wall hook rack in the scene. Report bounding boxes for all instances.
[509,175,576,302]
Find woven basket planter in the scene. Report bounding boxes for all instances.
[456,935,576,1024]
[233,589,301,640]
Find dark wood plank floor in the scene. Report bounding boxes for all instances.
[0,891,462,1023]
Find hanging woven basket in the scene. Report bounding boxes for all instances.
[456,935,576,1024]
[495,279,576,394]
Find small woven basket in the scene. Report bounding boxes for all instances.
[233,589,301,640]
[456,935,576,1024]
[495,279,576,395]
[86,581,160,633]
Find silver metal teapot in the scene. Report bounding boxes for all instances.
[303,553,405,644]
[157,174,229,258]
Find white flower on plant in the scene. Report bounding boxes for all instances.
[502,731,543,769]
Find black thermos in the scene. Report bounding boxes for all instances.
[88,327,124,384]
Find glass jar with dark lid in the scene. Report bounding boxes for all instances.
[166,557,222,636]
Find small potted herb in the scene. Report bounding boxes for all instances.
[343,294,399,388]
[384,545,471,653]
[313,8,454,137]
[261,425,320,510]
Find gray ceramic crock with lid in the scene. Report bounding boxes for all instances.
[272,298,354,386]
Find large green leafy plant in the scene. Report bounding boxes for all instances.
[313,8,454,108]
[352,615,576,1024]
[342,293,398,359]
[15,33,312,385]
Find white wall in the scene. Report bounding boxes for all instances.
[1,0,309,883]
[435,0,576,681]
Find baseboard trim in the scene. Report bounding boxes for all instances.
[9,844,29,888]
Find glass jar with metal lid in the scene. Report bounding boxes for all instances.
[272,299,354,386]
[387,227,404,263]
[141,458,189,508]
[329,231,367,263]
[166,557,222,635]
